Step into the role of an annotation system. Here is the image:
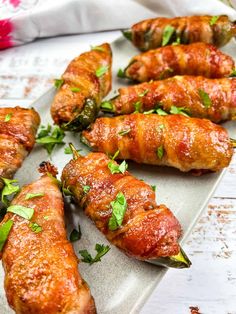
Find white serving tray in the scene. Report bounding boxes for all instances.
[0,37,235,314]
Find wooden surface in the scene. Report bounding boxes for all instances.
[0,31,235,314]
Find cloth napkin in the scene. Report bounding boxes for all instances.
[0,0,236,50]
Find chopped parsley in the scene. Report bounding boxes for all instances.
[4,113,12,122]
[117,68,126,78]
[64,146,81,155]
[108,160,128,175]
[210,16,219,26]
[198,89,212,108]
[108,192,127,231]
[79,243,110,265]
[170,106,190,117]
[0,220,14,251]
[118,129,131,136]
[162,25,175,46]
[95,65,109,78]
[157,145,164,160]
[83,185,90,193]
[29,222,42,233]
[229,68,236,77]
[70,225,82,242]
[54,78,64,89]
[134,101,142,113]
[143,109,155,115]
[36,124,65,155]
[156,108,168,116]
[151,185,156,192]
[7,205,34,220]
[100,101,114,112]
[25,193,44,200]
[1,178,20,206]
[70,87,81,92]
[138,89,149,97]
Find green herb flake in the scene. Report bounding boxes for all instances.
[210,16,219,26]
[117,68,126,78]
[159,124,165,129]
[138,89,149,97]
[151,185,156,192]
[7,205,34,220]
[157,145,164,160]
[1,178,20,206]
[108,192,127,231]
[54,78,64,89]
[118,129,131,136]
[62,185,73,197]
[25,193,44,200]
[229,68,236,77]
[64,146,81,155]
[79,243,110,265]
[29,222,42,233]
[91,45,105,52]
[172,36,181,46]
[70,87,81,92]
[0,220,14,251]
[111,150,120,160]
[4,113,12,122]
[134,101,142,113]
[100,101,114,112]
[70,225,82,242]
[143,109,155,115]
[198,89,212,108]
[170,106,190,117]
[95,65,109,78]
[162,25,175,46]
[83,185,90,193]
[159,68,174,80]
[108,160,128,174]
[36,124,65,155]
[156,108,168,116]
[44,216,49,220]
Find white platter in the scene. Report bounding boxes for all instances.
[0,36,235,314]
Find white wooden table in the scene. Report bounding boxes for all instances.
[0,31,235,314]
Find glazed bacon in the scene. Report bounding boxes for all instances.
[51,43,112,131]
[124,15,236,51]
[0,162,96,313]
[0,107,40,189]
[102,76,236,123]
[124,43,235,82]
[61,152,183,262]
[82,114,233,173]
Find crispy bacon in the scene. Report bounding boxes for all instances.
[0,164,96,313]
[0,107,40,189]
[124,15,236,51]
[124,43,235,82]
[103,76,236,123]
[82,114,233,173]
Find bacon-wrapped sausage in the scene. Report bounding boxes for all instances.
[62,150,191,268]
[102,76,236,123]
[123,43,235,82]
[82,114,233,173]
[123,15,236,51]
[0,107,40,189]
[0,162,96,313]
[51,43,112,131]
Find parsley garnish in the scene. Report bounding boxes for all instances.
[25,193,44,200]
[70,87,81,92]
[83,185,90,193]
[36,124,65,155]
[162,25,175,46]
[159,124,165,129]
[117,68,126,78]
[156,108,168,116]
[70,225,81,242]
[29,222,42,233]
[118,129,131,136]
[172,36,181,46]
[159,68,174,80]
[1,178,20,206]
[138,89,149,97]
[143,109,155,115]
[0,220,13,251]
[210,16,219,26]
[79,243,110,265]
[198,89,212,108]
[4,113,12,122]
[170,106,190,117]
[64,146,81,154]
[108,160,128,174]
[151,185,156,192]
[108,192,127,231]
[95,65,109,78]
[7,205,34,220]
[157,145,164,159]
[100,101,114,112]
[91,45,105,52]
[229,68,236,77]
[134,101,141,113]
[54,78,64,89]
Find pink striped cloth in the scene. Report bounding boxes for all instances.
[0,0,235,50]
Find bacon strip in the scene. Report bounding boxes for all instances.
[82,114,233,173]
